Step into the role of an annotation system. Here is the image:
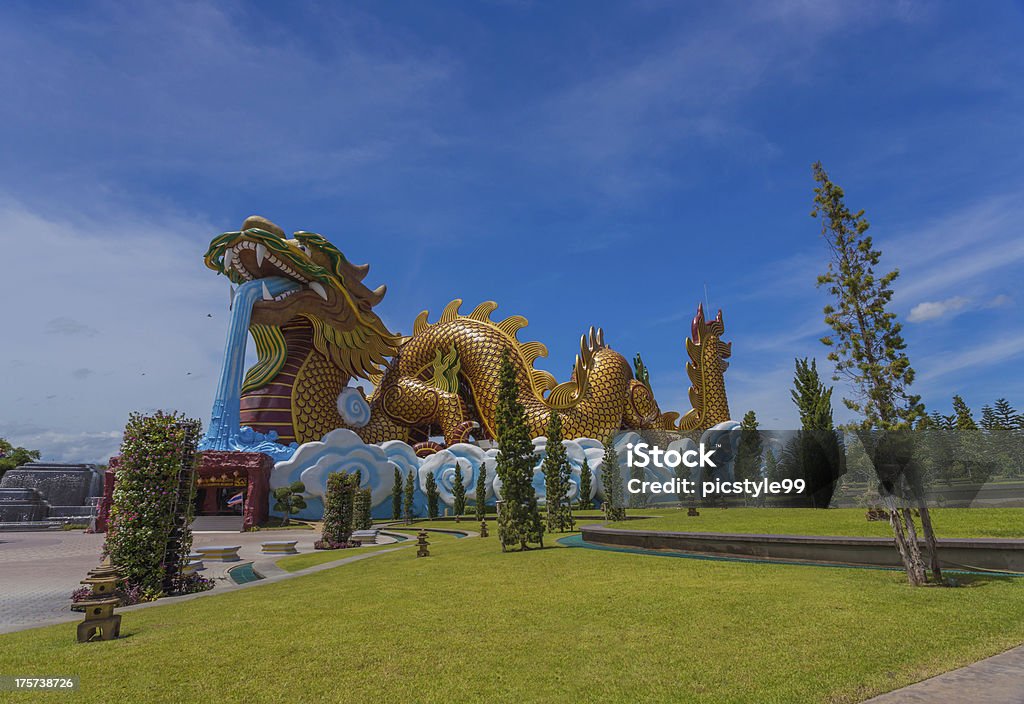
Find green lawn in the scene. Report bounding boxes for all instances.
[274,532,456,572]
[1,527,1022,703]
[606,507,1024,538]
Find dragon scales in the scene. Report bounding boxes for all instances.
[202,217,732,455]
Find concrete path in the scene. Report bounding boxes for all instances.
[862,644,1024,703]
[0,527,345,633]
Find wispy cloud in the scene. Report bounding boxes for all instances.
[917,333,1024,382]
[908,296,970,323]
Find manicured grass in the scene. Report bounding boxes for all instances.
[274,532,455,572]
[2,527,1022,703]
[608,507,1024,538]
[255,518,315,530]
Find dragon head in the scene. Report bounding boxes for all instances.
[204,216,401,389]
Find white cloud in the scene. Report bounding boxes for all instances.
[0,197,228,462]
[907,296,970,323]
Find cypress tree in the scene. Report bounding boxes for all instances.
[452,461,467,517]
[426,472,440,519]
[577,456,593,510]
[391,465,403,520]
[494,350,545,551]
[475,464,488,521]
[542,412,574,532]
[600,435,626,521]
[403,469,415,523]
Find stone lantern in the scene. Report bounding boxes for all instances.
[479,520,488,538]
[75,560,122,643]
[416,529,430,558]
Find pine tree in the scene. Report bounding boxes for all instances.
[980,405,997,432]
[600,435,626,521]
[577,457,593,510]
[494,350,545,551]
[542,412,575,532]
[452,461,467,517]
[812,163,924,429]
[391,465,403,520]
[403,469,415,524]
[812,162,936,585]
[952,395,977,430]
[475,464,488,521]
[425,472,440,519]
[992,398,1022,429]
[734,410,763,485]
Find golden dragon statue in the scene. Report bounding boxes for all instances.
[203,217,731,455]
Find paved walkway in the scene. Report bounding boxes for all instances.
[0,527,363,633]
[863,644,1024,703]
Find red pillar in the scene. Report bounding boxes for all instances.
[94,458,118,533]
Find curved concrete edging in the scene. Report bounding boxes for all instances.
[580,525,1024,574]
[0,541,418,635]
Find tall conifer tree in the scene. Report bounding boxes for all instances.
[452,461,467,517]
[391,465,403,520]
[812,162,937,584]
[494,350,545,550]
[577,457,593,510]
[542,412,575,532]
[403,469,415,524]
[475,464,488,521]
[600,436,626,521]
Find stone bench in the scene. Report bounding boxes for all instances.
[195,545,242,562]
[260,540,299,555]
[181,559,205,575]
[351,529,379,545]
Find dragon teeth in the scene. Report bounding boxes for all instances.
[309,282,328,300]
[256,243,267,268]
[262,282,272,301]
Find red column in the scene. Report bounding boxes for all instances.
[244,456,273,530]
[94,458,118,533]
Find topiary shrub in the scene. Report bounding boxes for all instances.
[104,410,205,597]
[354,487,373,530]
[321,472,356,547]
[272,481,307,526]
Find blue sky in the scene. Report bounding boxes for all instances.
[2,1,1022,463]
